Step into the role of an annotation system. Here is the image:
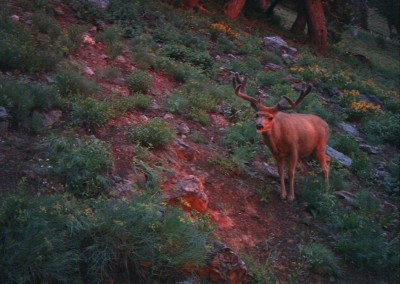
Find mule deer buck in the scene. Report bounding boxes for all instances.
[233,73,330,201]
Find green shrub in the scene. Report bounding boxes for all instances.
[335,213,387,272]
[48,135,112,197]
[297,95,341,126]
[0,79,62,125]
[188,109,210,125]
[329,134,359,156]
[131,93,152,110]
[126,71,153,94]
[301,177,336,220]
[0,192,213,283]
[56,68,100,97]
[0,15,58,72]
[126,118,175,149]
[71,97,111,128]
[351,151,372,181]
[164,92,189,114]
[97,25,125,59]
[101,66,121,83]
[241,254,276,283]
[301,243,341,276]
[0,193,84,283]
[361,112,400,147]
[68,0,105,22]
[33,11,61,40]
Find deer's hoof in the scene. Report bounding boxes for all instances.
[287,195,295,202]
[280,193,287,200]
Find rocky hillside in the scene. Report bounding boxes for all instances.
[0,1,399,283]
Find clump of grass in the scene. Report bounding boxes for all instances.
[126,118,175,149]
[33,11,61,40]
[56,68,100,97]
[301,243,342,276]
[361,112,400,147]
[0,192,213,283]
[101,66,121,83]
[0,79,62,128]
[48,135,112,198]
[96,25,124,59]
[0,14,59,72]
[70,97,111,128]
[126,71,153,94]
[329,133,359,156]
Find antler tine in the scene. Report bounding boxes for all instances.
[232,73,259,106]
[277,84,312,111]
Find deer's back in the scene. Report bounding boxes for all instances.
[273,113,329,157]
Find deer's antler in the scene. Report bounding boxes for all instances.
[276,85,312,111]
[233,73,261,109]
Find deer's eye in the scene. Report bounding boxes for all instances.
[268,117,273,121]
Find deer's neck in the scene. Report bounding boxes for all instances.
[261,128,279,156]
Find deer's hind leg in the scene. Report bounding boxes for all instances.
[315,146,331,190]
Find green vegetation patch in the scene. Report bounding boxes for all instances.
[47,135,113,198]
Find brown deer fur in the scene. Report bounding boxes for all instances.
[233,74,330,201]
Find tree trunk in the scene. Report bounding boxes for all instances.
[304,0,328,55]
[360,0,368,30]
[224,0,247,20]
[291,0,307,34]
[184,0,200,7]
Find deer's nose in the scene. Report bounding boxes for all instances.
[256,123,263,130]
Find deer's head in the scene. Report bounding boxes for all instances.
[233,73,312,133]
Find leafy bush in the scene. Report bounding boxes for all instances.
[33,11,61,39]
[126,118,175,149]
[361,112,400,147]
[301,243,341,276]
[97,25,125,58]
[48,135,112,197]
[329,134,359,156]
[164,92,189,114]
[0,192,213,283]
[0,79,62,126]
[351,151,372,181]
[126,71,153,94]
[101,66,121,83]
[0,15,58,72]
[0,193,84,283]
[56,68,100,97]
[71,97,111,128]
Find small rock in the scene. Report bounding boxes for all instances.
[41,110,62,128]
[326,146,353,168]
[88,0,110,9]
[376,170,390,180]
[84,66,95,76]
[168,175,208,212]
[177,122,190,135]
[264,36,298,63]
[10,15,20,22]
[115,55,126,64]
[112,175,122,183]
[337,122,360,137]
[163,113,174,120]
[329,87,343,97]
[205,242,249,284]
[45,75,56,84]
[83,34,96,45]
[360,144,382,155]
[54,7,64,16]
[264,63,282,72]
[0,107,8,121]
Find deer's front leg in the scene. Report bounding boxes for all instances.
[288,153,298,202]
[277,159,286,200]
